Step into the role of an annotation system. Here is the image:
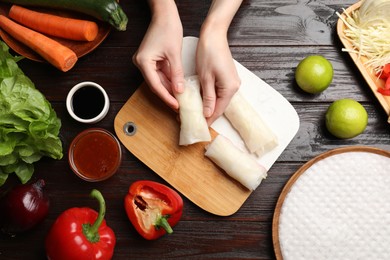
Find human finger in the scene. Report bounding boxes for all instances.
[136,59,179,110]
[200,76,216,118]
[167,53,184,94]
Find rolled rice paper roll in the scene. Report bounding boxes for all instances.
[224,92,278,156]
[175,75,211,145]
[205,135,267,191]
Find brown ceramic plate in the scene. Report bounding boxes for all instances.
[0,3,111,62]
[337,2,390,120]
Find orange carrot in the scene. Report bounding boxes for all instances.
[9,5,99,42]
[0,15,77,72]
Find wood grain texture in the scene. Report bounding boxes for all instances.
[1,0,390,259]
[114,83,251,216]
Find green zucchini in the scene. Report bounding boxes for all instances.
[2,0,128,31]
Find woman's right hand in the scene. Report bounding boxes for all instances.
[132,0,185,110]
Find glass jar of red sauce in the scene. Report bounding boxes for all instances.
[68,128,122,182]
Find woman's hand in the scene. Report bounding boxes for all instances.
[196,32,240,125]
[132,0,184,110]
[196,0,243,125]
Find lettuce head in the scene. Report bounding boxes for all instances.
[0,41,63,186]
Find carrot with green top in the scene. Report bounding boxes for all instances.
[0,14,78,72]
[9,5,99,42]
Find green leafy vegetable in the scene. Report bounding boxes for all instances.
[0,40,63,186]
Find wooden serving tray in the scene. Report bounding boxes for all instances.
[337,2,390,120]
[114,37,299,216]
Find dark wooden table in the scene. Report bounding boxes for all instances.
[1,1,390,259]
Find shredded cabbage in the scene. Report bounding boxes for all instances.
[337,0,390,73]
[0,41,63,186]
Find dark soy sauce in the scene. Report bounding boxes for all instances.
[72,86,105,119]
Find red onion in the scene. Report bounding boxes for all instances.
[0,179,49,235]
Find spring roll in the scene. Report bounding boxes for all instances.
[205,135,267,191]
[224,92,278,156]
[175,75,211,145]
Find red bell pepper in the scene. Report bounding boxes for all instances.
[377,63,390,79]
[377,64,390,96]
[377,71,390,96]
[124,180,183,240]
[378,86,390,96]
[45,189,116,260]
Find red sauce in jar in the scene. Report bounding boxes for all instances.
[69,128,121,181]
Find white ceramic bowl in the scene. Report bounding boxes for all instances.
[66,81,110,124]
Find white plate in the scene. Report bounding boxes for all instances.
[182,36,300,170]
[273,146,390,259]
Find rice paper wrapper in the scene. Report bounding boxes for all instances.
[205,135,267,191]
[175,75,211,145]
[278,151,390,259]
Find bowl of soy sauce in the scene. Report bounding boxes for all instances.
[66,81,109,124]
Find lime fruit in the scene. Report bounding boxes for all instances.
[295,55,333,94]
[325,99,368,139]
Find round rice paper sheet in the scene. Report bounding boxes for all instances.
[273,146,390,260]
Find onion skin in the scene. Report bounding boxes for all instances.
[0,179,49,235]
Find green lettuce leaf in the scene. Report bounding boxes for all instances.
[0,41,63,186]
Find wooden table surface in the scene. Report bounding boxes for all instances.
[1,0,390,259]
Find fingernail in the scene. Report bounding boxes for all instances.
[204,107,212,117]
[176,82,184,93]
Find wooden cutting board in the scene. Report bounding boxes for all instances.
[114,37,299,216]
[114,83,250,216]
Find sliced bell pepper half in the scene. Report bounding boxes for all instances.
[124,180,183,240]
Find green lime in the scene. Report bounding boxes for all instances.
[295,55,333,94]
[325,99,368,139]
